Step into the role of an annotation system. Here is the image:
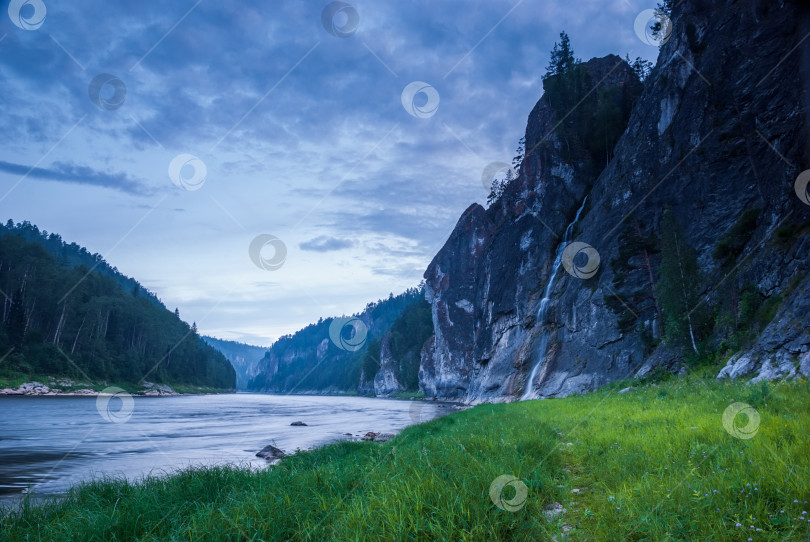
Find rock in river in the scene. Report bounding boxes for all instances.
[361,432,394,442]
[256,444,286,460]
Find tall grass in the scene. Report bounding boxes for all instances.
[2,377,808,541]
[537,375,810,540]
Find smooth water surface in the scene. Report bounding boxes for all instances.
[0,394,452,503]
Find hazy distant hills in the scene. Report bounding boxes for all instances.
[201,337,267,390]
[246,288,431,396]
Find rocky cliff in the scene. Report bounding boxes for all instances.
[420,0,810,402]
[373,332,406,396]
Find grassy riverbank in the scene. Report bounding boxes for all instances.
[2,373,809,541]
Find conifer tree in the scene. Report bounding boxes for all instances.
[656,209,702,354]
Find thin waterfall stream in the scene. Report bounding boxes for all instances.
[521,196,588,401]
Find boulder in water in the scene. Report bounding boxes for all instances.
[256,444,286,460]
[361,432,394,442]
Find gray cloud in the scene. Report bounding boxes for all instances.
[0,160,150,195]
[371,263,428,279]
[299,235,354,252]
[0,0,659,343]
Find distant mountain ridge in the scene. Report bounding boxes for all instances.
[202,337,267,390]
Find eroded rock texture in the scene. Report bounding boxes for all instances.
[420,0,810,402]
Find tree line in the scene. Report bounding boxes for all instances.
[0,221,235,389]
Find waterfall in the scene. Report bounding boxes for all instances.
[521,196,588,401]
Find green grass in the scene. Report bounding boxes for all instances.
[2,377,809,541]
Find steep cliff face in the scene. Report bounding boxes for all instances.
[422,204,495,399]
[373,332,405,396]
[421,0,810,402]
[421,54,642,401]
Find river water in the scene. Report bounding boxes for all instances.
[0,394,452,504]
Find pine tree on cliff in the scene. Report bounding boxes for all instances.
[656,210,702,355]
[625,54,653,82]
[541,32,587,159]
[512,136,525,174]
[544,31,577,78]
[487,170,514,206]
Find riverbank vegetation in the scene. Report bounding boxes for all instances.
[3,372,808,540]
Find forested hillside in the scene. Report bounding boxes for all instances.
[2,220,163,307]
[0,222,235,389]
[248,287,432,394]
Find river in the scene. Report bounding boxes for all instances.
[0,393,454,504]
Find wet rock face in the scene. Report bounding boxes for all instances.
[417,336,437,397]
[420,0,810,402]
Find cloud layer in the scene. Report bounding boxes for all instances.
[300,235,354,252]
[0,0,659,344]
[0,160,149,195]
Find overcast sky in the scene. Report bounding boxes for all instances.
[0,0,660,345]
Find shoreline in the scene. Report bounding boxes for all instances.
[0,380,233,397]
[0,385,468,410]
